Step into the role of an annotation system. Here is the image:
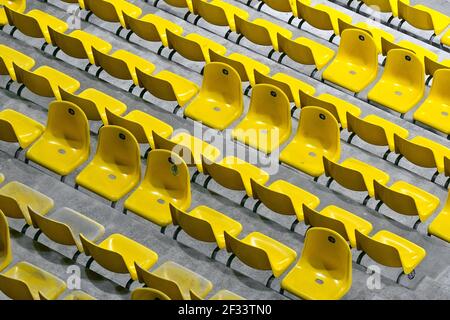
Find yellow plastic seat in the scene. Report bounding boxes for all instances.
[260,0,297,16]
[355,229,426,275]
[59,87,128,125]
[166,30,227,62]
[442,29,450,47]
[359,0,408,17]
[0,210,12,272]
[322,29,378,93]
[131,288,171,300]
[0,0,25,25]
[428,191,450,243]
[60,0,86,9]
[63,291,96,300]
[4,7,68,44]
[28,206,105,253]
[394,134,450,174]
[192,0,249,32]
[346,113,409,152]
[323,157,390,197]
[13,64,80,100]
[75,126,141,203]
[0,262,66,300]
[380,37,438,65]
[281,227,352,300]
[170,204,243,249]
[277,33,336,70]
[124,150,191,227]
[135,261,213,300]
[0,109,44,149]
[84,0,142,28]
[184,62,243,130]
[254,71,315,107]
[0,181,54,226]
[136,68,199,107]
[398,1,450,35]
[105,109,173,149]
[80,233,158,280]
[234,16,292,51]
[368,49,425,114]
[413,69,450,135]
[250,179,320,221]
[190,288,245,300]
[424,57,450,78]
[163,0,194,12]
[232,84,292,154]
[92,48,155,86]
[202,156,270,197]
[374,180,440,222]
[303,205,373,248]
[296,0,352,35]
[25,101,90,177]
[280,107,340,177]
[0,44,35,81]
[48,27,113,65]
[153,132,220,172]
[209,50,271,86]
[224,231,297,278]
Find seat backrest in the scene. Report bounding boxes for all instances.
[223,231,272,271]
[135,263,184,300]
[250,179,296,216]
[373,180,419,216]
[336,29,378,69]
[136,68,177,102]
[92,48,132,81]
[254,70,294,103]
[277,33,316,66]
[296,0,333,31]
[428,69,450,99]
[346,113,389,147]
[393,134,437,169]
[163,0,191,9]
[262,0,293,13]
[381,49,425,90]
[445,157,450,177]
[298,90,340,124]
[303,205,349,242]
[122,12,161,42]
[355,229,402,268]
[104,109,148,144]
[13,63,54,98]
[192,0,228,27]
[166,30,205,62]
[59,87,103,121]
[0,192,26,219]
[208,50,249,82]
[380,37,414,58]
[361,0,394,13]
[234,15,272,47]
[337,18,374,37]
[322,157,368,193]
[0,210,12,272]
[0,110,20,143]
[398,1,434,31]
[0,273,35,300]
[152,131,196,167]
[84,0,121,23]
[4,6,44,39]
[48,27,87,60]
[0,56,9,76]
[424,56,450,77]
[131,288,171,300]
[201,156,246,191]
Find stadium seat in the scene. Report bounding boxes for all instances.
[0,109,44,150]
[323,157,390,197]
[413,69,450,136]
[281,227,352,300]
[135,261,213,300]
[424,57,450,80]
[131,288,171,300]
[190,288,245,300]
[170,204,243,249]
[357,0,407,17]
[0,261,66,300]
[152,131,220,172]
[234,15,292,51]
[60,0,86,9]
[442,29,450,47]
[192,0,249,32]
[0,0,25,25]
[232,84,291,154]
[0,45,35,81]
[280,107,340,177]
[202,156,270,197]
[398,1,450,36]
[124,150,191,227]
[80,233,158,281]
[4,7,68,44]
[250,179,320,222]
[0,210,12,272]
[84,0,142,28]
[303,205,373,248]
[346,113,409,152]
[63,291,96,300]
[136,68,199,107]
[428,191,450,243]
[0,181,54,226]
[355,229,426,276]
[59,87,128,125]
[373,180,440,223]
[368,49,425,114]
[380,38,438,64]
[13,63,80,100]
[322,29,378,93]
[224,231,297,280]
[105,109,173,149]
[163,0,194,12]
[28,206,105,253]
[123,12,183,47]
[260,0,297,16]
[184,62,243,130]
[166,30,227,62]
[75,126,141,204]
[91,48,155,86]
[48,27,113,65]
[25,101,90,177]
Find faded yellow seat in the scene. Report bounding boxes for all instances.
[202,156,270,197]
[171,204,243,249]
[0,262,66,300]
[209,290,245,300]
[323,157,390,197]
[192,0,249,32]
[0,44,35,81]
[0,109,44,149]
[250,179,320,221]
[398,1,450,35]
[63,291,96,300]
[0,210,12,272]
[280,107,340,177]
[428,191,450,243]
[303,205,373,248]
[0,181,54,226]
[84,0,142,28]
[124,150,191,227]
[374,180,440,222]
